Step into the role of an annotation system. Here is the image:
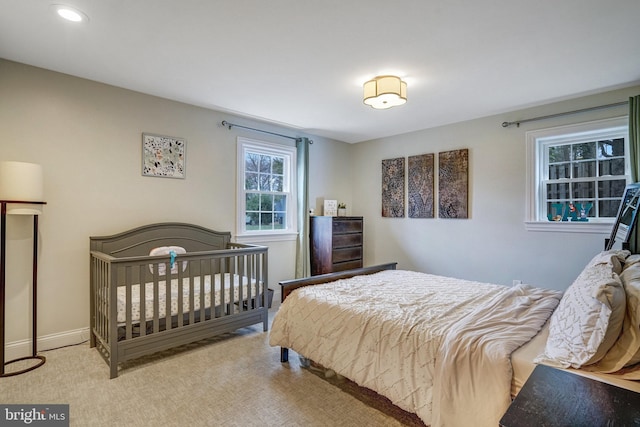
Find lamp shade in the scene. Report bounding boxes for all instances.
[363,75,407,109]
[0,161,44,215]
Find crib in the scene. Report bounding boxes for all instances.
[89,222,269,378]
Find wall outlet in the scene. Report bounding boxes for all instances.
[512,279,522,286]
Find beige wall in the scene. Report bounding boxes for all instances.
[0,59,350,351]
[353,85,640,290]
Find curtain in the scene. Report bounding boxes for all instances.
[295,137,310,278]
[628,95,640,252]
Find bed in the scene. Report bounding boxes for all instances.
[269,251,640,427]
[90,222,269,378]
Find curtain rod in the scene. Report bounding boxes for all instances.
[501,101,628,128]
[221,120,312,144]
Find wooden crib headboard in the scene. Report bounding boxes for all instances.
[89,222,231,257]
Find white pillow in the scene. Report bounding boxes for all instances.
[592,254,640,372]
[148,246,187,276]
[535,250,628,368]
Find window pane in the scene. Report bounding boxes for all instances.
[572,182,595,199]
[272,176,283,192]
[245,212,259,229]
[245,153,260,172]
[549,145,570,162]
[549,163,570,179]
[599,179,627,198]
[245,172,258,190]
[274,212,285,229]
[260,213,273,229]
[572,142,596,160]
[259,174,271,191]
[546,183,570,201]
[598,138,625,159]
[245,193,260,210]
[572,161,595,178]
[274,195,286,211]
[599,200,620,218]
[599,158,625,176]
[272,157,284,175]
[259,155,271,173]
[260,194,273,211]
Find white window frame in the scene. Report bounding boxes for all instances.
[525,116,629,233]
[236,137,297,242]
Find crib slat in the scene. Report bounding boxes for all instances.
[210,258,217,318]
[96,258,104,342]
[125,266,132,340]
[199,259,205,322]
[165,261,171,332]
[229,257,234,315]
[219,257,225,317]
[247,253,254,308]
[100,264,109,343]
[153,267,160,333]
[237,254,244,313]
[177,260,184,328]
[139,264,146,337]
[188,260,195,325]
[94,258,100,341]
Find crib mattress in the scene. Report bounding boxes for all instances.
[116,273,262,324]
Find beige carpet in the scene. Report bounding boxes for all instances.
[1,314,411,426]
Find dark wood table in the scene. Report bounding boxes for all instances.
[500,364,640,427]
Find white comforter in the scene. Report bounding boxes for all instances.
[269,270,561,427]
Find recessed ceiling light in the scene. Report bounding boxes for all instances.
[51,4,89,23]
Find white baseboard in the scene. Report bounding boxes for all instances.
[4,328,90,361]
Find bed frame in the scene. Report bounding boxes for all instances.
[277,262,397,362]
[89,222,269,378]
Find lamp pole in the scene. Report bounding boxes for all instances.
[0,200,46,377]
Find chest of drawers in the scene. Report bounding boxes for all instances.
[310,216,363,275]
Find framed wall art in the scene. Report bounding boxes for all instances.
[408,153,434,218]
[382,157,405,218]
[438,149,468,219]
[142,133,186,179]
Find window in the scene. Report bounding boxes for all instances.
[237,137,297,239]
[526,117,629,232]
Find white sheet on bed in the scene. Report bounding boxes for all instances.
[269,270,561,427]
[511,322,640,395]
[116,273,262,324]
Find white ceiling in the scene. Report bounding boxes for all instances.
[1,1,639,143]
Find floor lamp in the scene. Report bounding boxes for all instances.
[0,161,46,377]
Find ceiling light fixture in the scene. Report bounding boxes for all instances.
[363,75,407,110]
[52,4,89,23]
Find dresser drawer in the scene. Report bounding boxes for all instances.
[332,218,363,233]
[332,246,362,263]
[332,233,363,248]
[332,259,363,272]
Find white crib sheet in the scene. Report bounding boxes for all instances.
[116,273,262,324]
